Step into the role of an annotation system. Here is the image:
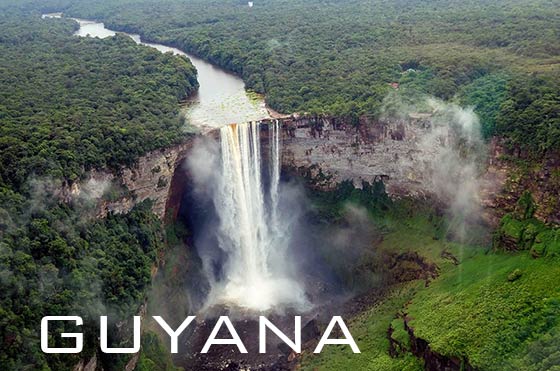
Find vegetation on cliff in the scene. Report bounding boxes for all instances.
[302,183,559,371]
[0,1,557,370]
[406,250,560,371]
[495,192,560,257]
[0,10,197,370]
[0,193,164,370]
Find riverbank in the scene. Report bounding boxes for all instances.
[44,13,271,129]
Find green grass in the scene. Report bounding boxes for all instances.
[303,185,559,370]
[300,283,424,371]
[406,252,560,370]
[390,318,411,351]
[301,192,483,370]
[302,218,559,370]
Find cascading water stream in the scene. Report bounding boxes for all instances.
[207,121,306,311]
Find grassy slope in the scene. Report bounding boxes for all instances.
[408,251,560,370]
[301,282,424,371]
[300,197,559,370]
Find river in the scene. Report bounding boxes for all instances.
[43,13,270,129]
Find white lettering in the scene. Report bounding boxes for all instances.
[314,316,360,353]
[41,316,83,354]
[201,316,247,353]
[100,316,141,353]
[153,315,195,353]
[259,316,301,353]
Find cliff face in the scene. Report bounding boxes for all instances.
[60,138,194,220]
[480,139,560,225]
[279,115,450,199]
[278,116,558,227]
[90,115,450,221]
[61,116,557,229]
[115,139,193,219]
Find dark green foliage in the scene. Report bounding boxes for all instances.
[495,212,560,257]
[3,0,559,155]
[135,332,181,371]
[0,192,164,370]
[10,0,555,156]
[516,191,537,220]
[0,12,198,191]
[458,73,509,138]
[494,191,560,256]
[309,179,393,222]
[496,73,560,156]
[513,327,560,371]
[0,9,197,370]
[407,250,560,370]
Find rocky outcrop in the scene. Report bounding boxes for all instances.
[480,138,560,226]
[114,139,194,219]
[72,355,98,371]
[60,115,558,229]
[278,115,449,199]
[387,251,439,284]
[61,137,195,219]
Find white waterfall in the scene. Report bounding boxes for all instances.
[270,120,281,229]
[208,121,306,311]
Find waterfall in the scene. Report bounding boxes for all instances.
[207,121,306,311]
[270,120,281,229]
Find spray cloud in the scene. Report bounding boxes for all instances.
[188,122,307,312]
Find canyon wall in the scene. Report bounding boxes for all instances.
[61,116,557,228]
[62,116,446,221]
[481,139,560,225]
[277,115,450,199]
[62,115,452,221]
[60,138,194,220]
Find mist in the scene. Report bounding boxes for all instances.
[383,92,487,242]
[187,123,309,313]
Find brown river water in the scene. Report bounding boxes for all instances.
[43,13,271,130]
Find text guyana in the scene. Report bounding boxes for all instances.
[41,315,360,354]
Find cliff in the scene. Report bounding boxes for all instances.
[278,115,451,198]
[480,139,560,225]
[60,116,557,230]
[59,137,195,220]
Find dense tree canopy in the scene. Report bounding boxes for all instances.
[0,9,198,370]
[0,11,198,191]
[0,188,164,370]
[0,1,557,369]
[10,0,556,154]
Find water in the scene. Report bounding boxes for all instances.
[44,13,300,311]
[208,122,305,311]
[55,15,270,129]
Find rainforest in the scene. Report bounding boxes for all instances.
[0,0,558,371]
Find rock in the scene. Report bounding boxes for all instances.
[507,269,523,282]
[404,317,476,371]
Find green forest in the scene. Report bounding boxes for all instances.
[0,0,558,370]
[0,9,197,370]
[16,0,560,155]
[0,11,198,191]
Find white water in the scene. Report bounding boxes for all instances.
[208,122,305,311]
[43,13,302,311]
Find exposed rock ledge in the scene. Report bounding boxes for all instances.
[59,137,195,219]
[58,114,550,228]
[279,115,449,199]
[388,316,476,371]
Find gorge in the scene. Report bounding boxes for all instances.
[32,11,560,371]
[56,13,497,228]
